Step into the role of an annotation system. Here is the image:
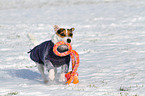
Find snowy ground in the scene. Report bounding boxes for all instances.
[0,0,145,96]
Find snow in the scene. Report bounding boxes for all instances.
[0,0,145,96]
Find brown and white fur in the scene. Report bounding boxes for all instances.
[36,25,75,83]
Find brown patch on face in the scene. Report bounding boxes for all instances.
[56,28,74,38]
[67,29,73,38]
[56,28,66,38]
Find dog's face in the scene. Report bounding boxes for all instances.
[53,25,75,44]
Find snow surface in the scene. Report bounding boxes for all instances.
[0,0,145,96]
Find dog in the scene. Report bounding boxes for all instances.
[29,25,75,83]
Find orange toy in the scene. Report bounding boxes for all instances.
[53,41,79,85]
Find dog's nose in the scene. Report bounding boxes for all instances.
[67,39,71,43]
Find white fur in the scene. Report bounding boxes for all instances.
[51,34,62,44]
[62,37,73,44]
[28,33,39,46]
[59,73,66,82]
[49,69,55,81]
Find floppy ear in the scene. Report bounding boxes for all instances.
[54,25,60,32]
[70,28,75,32]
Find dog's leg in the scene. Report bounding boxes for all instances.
[45,61,56,81]
[48,69,55,81]
[48,68,57,81]
[59,64,68,82]
[36,63,48,83]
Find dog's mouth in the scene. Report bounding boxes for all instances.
[57,44,69,53]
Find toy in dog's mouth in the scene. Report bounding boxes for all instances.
[53,41,79,85]
[57,44,69,53]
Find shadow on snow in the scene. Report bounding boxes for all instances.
[7,69,41,81]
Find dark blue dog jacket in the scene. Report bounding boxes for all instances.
[29,40,70,67]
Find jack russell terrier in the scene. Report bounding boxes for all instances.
[29,25,75,83]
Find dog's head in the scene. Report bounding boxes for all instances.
[52,25,75,44]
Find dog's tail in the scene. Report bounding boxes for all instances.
[27,33,39,46]
[27,33,39,54]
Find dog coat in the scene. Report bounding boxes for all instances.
[29,40,70,67]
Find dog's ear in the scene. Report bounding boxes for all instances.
[54,25,60,32]
[70,28,75,32]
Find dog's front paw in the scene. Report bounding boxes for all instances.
[59,73,66,82]
[49,69,55,81]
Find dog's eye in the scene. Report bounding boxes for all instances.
[60,33,65,36]
[69,33,73,37]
